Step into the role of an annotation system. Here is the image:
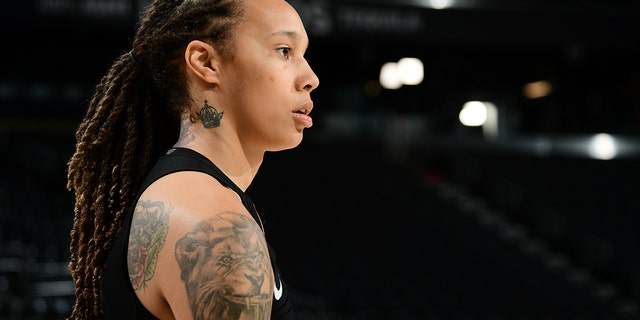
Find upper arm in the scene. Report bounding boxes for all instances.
[128,173,274,320]
[172,211,273,319]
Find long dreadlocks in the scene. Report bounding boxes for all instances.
[66,0,244,318]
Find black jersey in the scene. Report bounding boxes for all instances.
[102,147,294,319]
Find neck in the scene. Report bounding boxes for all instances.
[174,116,263,191]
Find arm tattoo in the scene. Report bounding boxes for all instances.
[128,200,170,291]
[175,211,272,320]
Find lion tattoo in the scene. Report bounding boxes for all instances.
[175,211,272,319]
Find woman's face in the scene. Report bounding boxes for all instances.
[217,0,320,152]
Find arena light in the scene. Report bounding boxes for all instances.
[412,0,456,9]
[428,0,455,9]
[588,133,617,160]
[523,80,552,99]
[379,57,424,90]
[397,58,424,85]
[459,101,499,139]
[459,101,488,126]
[379,62,402,90]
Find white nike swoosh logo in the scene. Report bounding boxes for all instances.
[274,279,283,300]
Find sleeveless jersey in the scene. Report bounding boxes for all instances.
[102,147,294,319]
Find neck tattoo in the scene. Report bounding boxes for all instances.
[196,100,224,128]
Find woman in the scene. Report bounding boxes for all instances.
[66,0,319,318]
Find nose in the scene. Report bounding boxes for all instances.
[298,60,320,92]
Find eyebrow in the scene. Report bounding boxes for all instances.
[270,30,309,49]
[270,30,300,40]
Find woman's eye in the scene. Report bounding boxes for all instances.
[276,47,291,59]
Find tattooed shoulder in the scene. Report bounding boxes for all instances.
[128,200,171,291]
[175,211,273,320]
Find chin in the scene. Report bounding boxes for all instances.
[268,134,304,152]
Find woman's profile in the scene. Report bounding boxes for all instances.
[66,0,319,318]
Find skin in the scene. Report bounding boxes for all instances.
[126,0,319,319]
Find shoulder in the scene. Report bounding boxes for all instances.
[128,171,274,319]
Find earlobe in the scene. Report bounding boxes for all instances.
[185,40,220,85]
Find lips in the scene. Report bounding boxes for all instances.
[293,101,313,116]
[292,101,314,128]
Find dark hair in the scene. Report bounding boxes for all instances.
[66,0,244,318]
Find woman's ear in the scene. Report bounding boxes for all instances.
[184,40,221,85]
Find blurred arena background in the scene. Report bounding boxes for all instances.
[1,0,639,319]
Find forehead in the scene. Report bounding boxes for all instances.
[239,0,308,42]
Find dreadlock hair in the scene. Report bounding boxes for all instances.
[66,0,245,318]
